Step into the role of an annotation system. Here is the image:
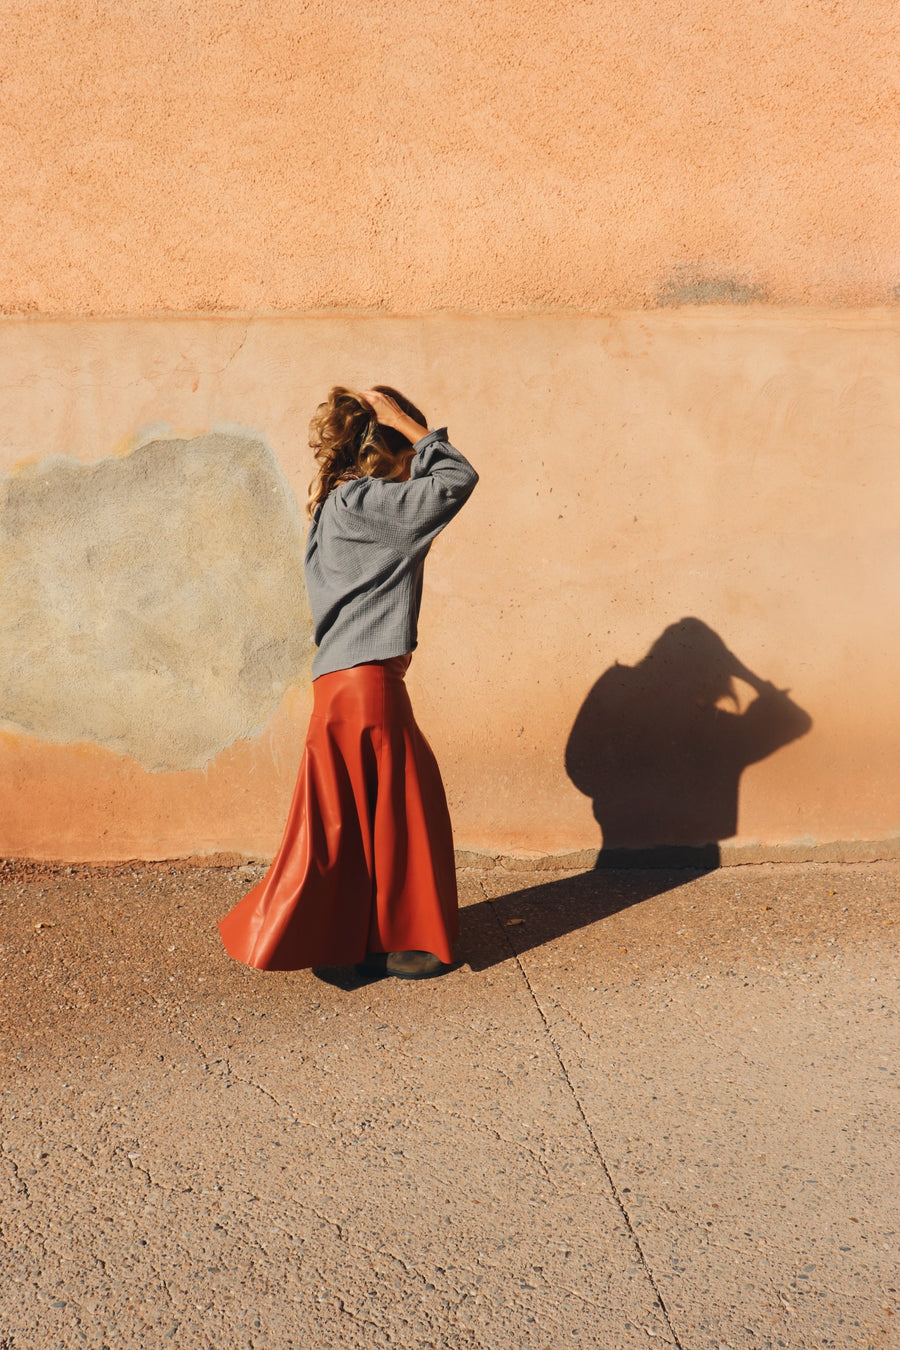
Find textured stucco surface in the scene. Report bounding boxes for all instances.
[0,0,898,314]
[0,313,897,861]
[0,433,312,771]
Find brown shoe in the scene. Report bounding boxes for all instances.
[385,950,446,980]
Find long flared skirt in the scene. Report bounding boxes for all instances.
[218,656,459,970]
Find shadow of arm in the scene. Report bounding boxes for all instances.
[735,687,813,767]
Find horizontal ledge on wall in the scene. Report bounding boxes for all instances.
[3,305,900,325]
[3,839,899,873]
[454,838,900,871]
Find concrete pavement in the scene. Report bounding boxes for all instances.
[1,858,898,1349]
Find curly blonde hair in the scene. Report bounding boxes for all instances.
[306,385,428,517]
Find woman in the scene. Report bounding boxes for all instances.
[218,386,478,979]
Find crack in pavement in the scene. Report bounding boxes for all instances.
[172,1030,315,1129]
[481,880,685,1350]
[2,1154,31,1200]
[416,1099,560,1190]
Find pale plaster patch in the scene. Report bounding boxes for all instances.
[0,433,312,771]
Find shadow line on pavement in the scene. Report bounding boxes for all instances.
[461,864,718,972]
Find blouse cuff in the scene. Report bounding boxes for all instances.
[412,426,448,451]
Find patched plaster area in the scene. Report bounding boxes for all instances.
[0,433,312,771]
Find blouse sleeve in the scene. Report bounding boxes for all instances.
[343,428,478,549]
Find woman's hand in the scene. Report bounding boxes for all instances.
[360,389,403,427]
[361,389,429,444]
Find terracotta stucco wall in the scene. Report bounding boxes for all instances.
[1,315,897,861]
[0,3,898,861]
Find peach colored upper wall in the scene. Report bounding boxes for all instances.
[1,0,898,315]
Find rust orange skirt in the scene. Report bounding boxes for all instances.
[218,656,458,970]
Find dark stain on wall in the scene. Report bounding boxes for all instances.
[0,433,313,770]
[657,269,768,306]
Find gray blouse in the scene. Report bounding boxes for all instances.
[304,428,478,679]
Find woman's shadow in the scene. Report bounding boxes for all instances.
[463,617,813,971]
